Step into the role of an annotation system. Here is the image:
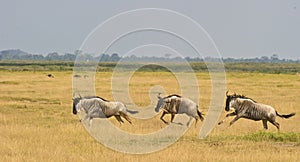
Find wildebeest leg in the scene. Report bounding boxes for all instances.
[114,115,124,124]
[85,111,95,126]
[170,113,175,123]
[89,117,93,126]
[194,116,200,128]
[160,111,169,124]
[270,121,280,131]
[186,116,193,127]
[169,113,183,126]
[120,112,132,124]
[262,120,268,129]
[81,115,90,125]
[229,116,241,126]
[218,112,236,125]
[82,114,89,121]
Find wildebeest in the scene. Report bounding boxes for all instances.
[47,74,54,78]
[73,96,138,125]
[155,93,204,127]
[73,74,81,78]
[218,92,295,131]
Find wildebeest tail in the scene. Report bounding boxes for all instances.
[197,108,204,121]
[127,109,139,114]
[276,111,296,118]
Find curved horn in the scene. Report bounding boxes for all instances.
[72,92,82,99]
[72,92,77,100]
[157,93,162,99]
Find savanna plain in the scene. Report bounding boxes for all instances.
[0,62,300,162]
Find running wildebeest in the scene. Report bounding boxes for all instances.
[218,92,296,131]
[73,95,138,125]
[155,93,204,127]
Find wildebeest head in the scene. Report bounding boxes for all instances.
[72,96,82,115]
[225,91,236,111]
[155,93,165,112]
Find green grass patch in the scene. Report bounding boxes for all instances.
[0,81,19,85]
[1,60,299,73]
[225,62,300,74]
[242,131,300,142]
[277,84,294,87]
[0,96,61,105]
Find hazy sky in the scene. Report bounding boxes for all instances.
[1,0,299,59]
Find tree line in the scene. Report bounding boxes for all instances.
[0,49,299,63]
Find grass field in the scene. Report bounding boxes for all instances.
[1,65,300,161]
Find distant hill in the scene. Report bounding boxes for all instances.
[0,49,28,56]
[0,49,44,60]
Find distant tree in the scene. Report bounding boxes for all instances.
[128,55,138,62]
[74,50,83,56]
[99,54,110,62]
[271,54,279,62]
[260,56,269,62]
[62,53,76,61]
[271,54,278,59]
[46,52,60,60]
[164,53,172,58]
[110,53,120,62]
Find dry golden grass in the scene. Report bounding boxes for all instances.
[0,70,300,161]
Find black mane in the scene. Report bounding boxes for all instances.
[73,96,109,106]
[163,94,182,99]
[233,94,256,103]
[85,96,109,102]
